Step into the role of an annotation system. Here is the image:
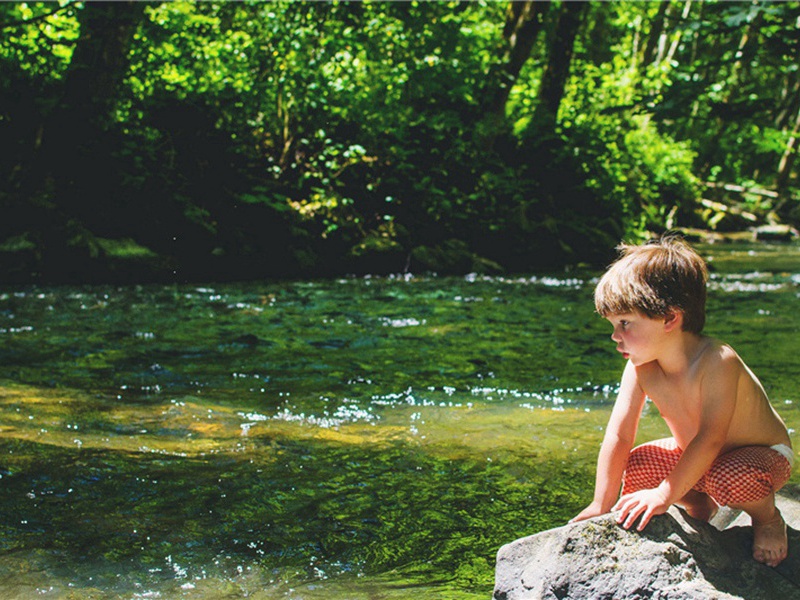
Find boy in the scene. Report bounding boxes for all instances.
[571,235,794,568]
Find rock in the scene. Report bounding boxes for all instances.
[752,224,799,242]
[494,488,800,600]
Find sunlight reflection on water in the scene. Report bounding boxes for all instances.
[0,242,799,598]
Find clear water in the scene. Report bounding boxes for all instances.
[0,243,798,599]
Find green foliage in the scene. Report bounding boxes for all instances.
[655,2,800,187]
[1,0,799,282]
[0,2,79,79]
[569,115,699,235]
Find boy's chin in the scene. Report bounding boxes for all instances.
[627,355,654,367]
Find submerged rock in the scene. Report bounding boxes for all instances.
[494,489,800,600]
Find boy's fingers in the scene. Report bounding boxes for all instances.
[618,504,636,528]
[620,500,651,530]
[613,493,633,512]
[636,509,653,531]
[624,508,642,530]
[614,504,628,524]
[617,496,637,511]
[613,495,631,514]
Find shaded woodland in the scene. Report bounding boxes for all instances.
[1,1,799,282]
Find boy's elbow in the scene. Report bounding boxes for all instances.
[606,430,636,450]
[693,431,727,452]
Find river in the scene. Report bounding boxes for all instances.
[0,242,798,599]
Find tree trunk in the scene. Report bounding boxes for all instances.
[664,0,692,66]
[25,1,146,276]
[42,1,145,161]
[697,6,763,176]
[477,1,550,150]
[775,104,800,204]
[775,74,800,131]
[532,0,587,134]
[642,0,672,70]
[500,0,549,103]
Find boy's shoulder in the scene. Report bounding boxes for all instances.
[695,337,747,382]
[638,336,742,381]
[698,337,740,364]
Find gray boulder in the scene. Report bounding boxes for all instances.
[494,489,800,600]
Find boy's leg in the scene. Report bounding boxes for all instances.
[621,438,681,494]
[676,489,718,522]
[700,446,792,567]
[729,492,786,568]
[623,438,718,521]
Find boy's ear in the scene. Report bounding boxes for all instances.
[663,311,683,332]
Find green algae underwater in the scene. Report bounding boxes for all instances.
[1,243,799,599]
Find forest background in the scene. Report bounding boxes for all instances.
[1,0,799,283]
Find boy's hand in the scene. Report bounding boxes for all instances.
[612,488,670,531]
[569,501,608,524]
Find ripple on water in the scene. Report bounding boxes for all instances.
[1,244,799,599]
[239,401,379,432]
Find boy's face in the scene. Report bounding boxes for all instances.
[606,311,670,366]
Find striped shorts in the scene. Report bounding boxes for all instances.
[621,438,794,506]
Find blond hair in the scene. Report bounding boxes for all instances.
[594,234,709,333]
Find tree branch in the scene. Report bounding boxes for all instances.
[0,2,78,31]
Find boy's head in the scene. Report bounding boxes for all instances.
[594,234,709,334]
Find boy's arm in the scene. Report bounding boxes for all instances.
[572,361,646,522]
[615,352,737,530]
[654,354,737,504]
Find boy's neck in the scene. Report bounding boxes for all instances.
[655,331,708,376]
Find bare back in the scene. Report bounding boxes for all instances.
[635,337,791,453]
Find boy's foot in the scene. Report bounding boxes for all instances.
[678,490,718,522]
[752,509,787,568]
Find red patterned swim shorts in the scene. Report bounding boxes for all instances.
[621,438,793,506]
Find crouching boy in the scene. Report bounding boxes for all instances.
[572,235,794,567]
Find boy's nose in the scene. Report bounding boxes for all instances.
[611,330,621,343]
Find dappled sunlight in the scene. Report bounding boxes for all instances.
[0,380,621,464]
[1,384,247,458]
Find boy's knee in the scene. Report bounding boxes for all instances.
[704,446,793,506]
[625,445,649,469]
[625,442,676,473]
[704,464,774,506]
[622,445,673,493]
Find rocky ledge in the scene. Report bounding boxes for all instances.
[494,488,800,600]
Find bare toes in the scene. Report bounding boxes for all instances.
[752,510,788,567]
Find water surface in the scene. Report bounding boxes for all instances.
[1,242,798,598]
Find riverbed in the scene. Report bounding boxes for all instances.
[1,242,798,599]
